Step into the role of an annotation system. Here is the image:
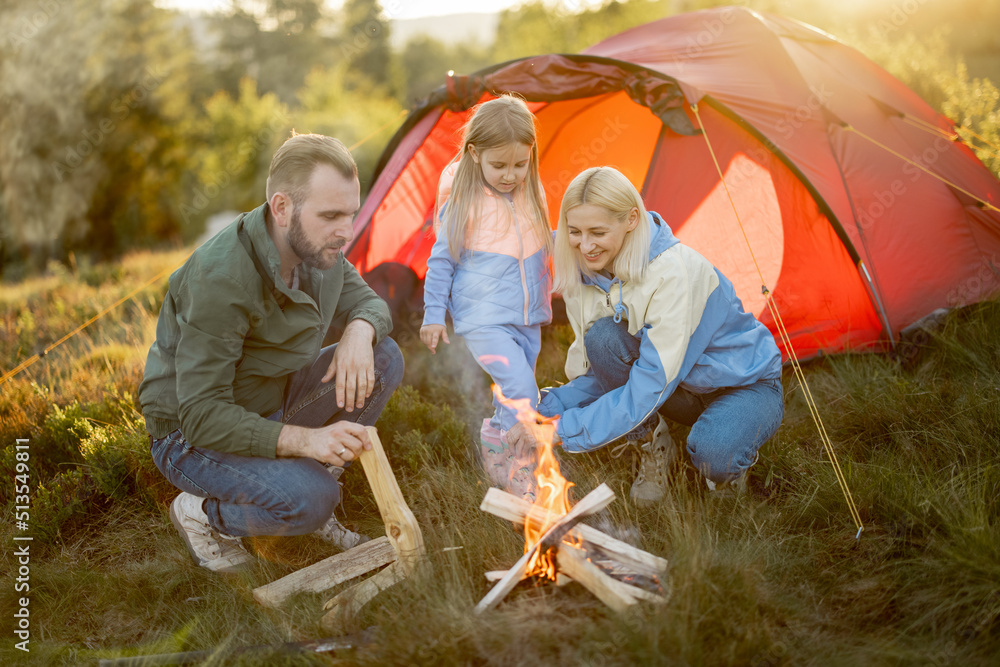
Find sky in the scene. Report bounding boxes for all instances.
[159,0,538,20]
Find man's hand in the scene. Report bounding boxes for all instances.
[322,319,376,412]
[276,421,372,466]
[420,324,450,354]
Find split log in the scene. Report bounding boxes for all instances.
[473,549,534,614]
[474,483,615,613]
[556,543,638,613]
[359,426,425,572]
[486,569,572,585]
[254,426,425,629]
[480,488,668,579]
[320,561,406,631]
[253,537,397,608]
[319,427,426,628]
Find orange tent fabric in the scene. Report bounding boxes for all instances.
[346,7,1000,360]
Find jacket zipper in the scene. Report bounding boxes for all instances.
[509,198,530,326]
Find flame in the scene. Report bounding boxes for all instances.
[490,383,572,581]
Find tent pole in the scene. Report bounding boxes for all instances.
[858,261,896,350]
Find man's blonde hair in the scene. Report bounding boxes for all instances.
[266,132,357,206]
[554,167,650,294]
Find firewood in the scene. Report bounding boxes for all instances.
[559,543,668,606]
[321,560,406,631]
[480,488,668,578]
[573,524,668,580]
[474,484,615,613]
[255,426,425,628]
[485,569,573,585]
[359,426,425,572]
[473,549,534,613]
[556,542,639,613]
[253,536,397,608]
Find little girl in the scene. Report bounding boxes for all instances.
[419,95,552,497]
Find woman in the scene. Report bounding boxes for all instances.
[515,167,784,505]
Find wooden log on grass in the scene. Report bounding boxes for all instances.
[474,483,615,613]
[359,426,425,572]
[256,426,425,628]
[321,560,406,631]
[556,543,642,613]
[480,487,668,579]
[253,536,397,608]
[319,427,426,629]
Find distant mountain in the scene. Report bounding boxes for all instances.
[389,12,499,48]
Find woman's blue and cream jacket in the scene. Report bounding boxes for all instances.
[538,211,782,452]
[422,162,552,334]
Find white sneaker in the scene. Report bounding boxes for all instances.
[169,492,255,573]
[314,514,371,550]
[629,416,677,507]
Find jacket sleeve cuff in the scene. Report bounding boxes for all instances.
[422,306,447,327]
[350,311,391,345]
[537,388,564,416]
[250,417,284,459]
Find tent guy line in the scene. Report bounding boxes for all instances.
[691,101,865,539]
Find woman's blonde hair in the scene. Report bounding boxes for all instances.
[553,167,650,294]
[441,94,551,260]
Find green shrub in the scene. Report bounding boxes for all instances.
[29,468,95,544]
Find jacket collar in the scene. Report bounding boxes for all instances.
[242,203,324,302]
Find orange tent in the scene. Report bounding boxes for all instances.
[346,7,1000,360]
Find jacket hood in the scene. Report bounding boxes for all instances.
[648,211,679,261]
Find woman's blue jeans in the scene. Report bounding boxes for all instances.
[150,337,404,537]
[585,317,784,484]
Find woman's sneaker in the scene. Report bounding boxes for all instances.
[629,416,677,507]
[169,492,255,573]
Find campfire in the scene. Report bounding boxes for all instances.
[474,387,670,613]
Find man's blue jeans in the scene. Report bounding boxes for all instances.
[585,317,784,484]
[150,337,404,537]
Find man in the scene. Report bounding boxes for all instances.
[140,133,404,572]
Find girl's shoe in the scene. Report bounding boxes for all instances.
[480,419,537,501]
[480,419,511,488]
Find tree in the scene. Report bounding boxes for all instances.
[210,0,333,105]
[491,0,672,62]
[338,0,400,96]
[399,36,492,106]
[186,79,292,224]
[0,0,203,272]
[294,64,406,192]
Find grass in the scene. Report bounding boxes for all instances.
[1,249,998,666]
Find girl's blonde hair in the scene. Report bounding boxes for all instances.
[553,167,651,294]
[441,94,551,260]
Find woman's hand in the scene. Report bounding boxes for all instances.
[419,324,450,354]
[506,421,557,465]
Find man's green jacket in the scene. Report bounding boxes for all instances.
[139,204,392,459]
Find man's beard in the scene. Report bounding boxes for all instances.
[287,207,344,270]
